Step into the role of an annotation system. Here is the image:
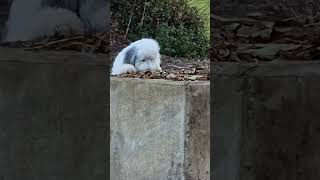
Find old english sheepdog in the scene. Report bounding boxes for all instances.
[111,38,162,75]
[3,0,107,41]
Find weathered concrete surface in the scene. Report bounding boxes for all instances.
[0,47,109,180]
[111,77,210,180]
[212,61,320,180]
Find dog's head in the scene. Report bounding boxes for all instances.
[123,38,162,72]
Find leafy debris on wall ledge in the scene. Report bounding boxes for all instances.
[113,55,210,81]
[0,32,109,54]
[211,13,320,62]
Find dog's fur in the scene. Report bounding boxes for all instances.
[3,0,107,41]
[111,38,162,75]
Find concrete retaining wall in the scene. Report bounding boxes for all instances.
[110,77,210,180]
[212,62,320,180]
[0,47,108,180]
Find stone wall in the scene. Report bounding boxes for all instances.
[110,77,210,180]
[212,62,320,180]
[0,47,108,180]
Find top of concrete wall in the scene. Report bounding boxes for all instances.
[0,47,109,66]
[111,77,210,85]
[213,61,320,77]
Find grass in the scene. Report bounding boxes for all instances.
[189,0,210,38]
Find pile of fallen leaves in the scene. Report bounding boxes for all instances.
[212,13,320,62]
[113,55,210,81]
[0,22,125,54]
[0,32,109,53]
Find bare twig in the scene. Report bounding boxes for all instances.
[139,0,147,30]
[167,65,191,69]
[124,0,137,39]
[212,14,273,24]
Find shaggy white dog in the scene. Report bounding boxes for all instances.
[111,38,162,75]
[3,0,107,41]
[5,7,84,41]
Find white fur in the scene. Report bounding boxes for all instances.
[4,0,42,41]
[111,38,162,75]
[3,0,106,42]
[79,0,107,32]
[5,7,84,41]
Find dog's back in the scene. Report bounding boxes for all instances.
[130,38,160,53]
[111,38,162,75]
[3,0,107,41]
[5,6,84,41]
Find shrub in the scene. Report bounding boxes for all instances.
[111,0,209,58]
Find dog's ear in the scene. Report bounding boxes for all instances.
[123,46,137,66]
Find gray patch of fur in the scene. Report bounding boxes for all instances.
[123,47,137,66]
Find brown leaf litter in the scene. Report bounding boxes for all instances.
[113,55,210,81]
[211,14,320,62]
[0,32,109,54]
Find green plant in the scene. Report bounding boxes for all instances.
[111,0,209,58]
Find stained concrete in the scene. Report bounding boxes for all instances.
[110,77,210,180]
[212,61,320,180]
[0,47,108,180]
